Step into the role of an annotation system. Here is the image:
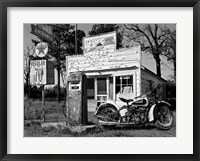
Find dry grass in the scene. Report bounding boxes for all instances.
[24,98,66,121]
[24,99,176,137]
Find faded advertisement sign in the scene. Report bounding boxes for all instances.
[67,47,141,73]
[83,31,116,55]
[30,60,47,85]
[30,60,55,85]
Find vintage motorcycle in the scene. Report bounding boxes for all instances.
[94,94,174,130]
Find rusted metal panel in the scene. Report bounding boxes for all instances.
[46,61,55,85]
[66,72,88,125]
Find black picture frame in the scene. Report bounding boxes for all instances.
[0,0,199,160]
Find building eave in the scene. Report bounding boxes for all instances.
[141,65,166,82]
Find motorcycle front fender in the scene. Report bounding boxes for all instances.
[148,101,171,122]
[94,100,119,115]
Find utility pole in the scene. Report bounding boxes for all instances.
[75,24,77,55]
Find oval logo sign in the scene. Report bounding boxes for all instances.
[35,42,48,58]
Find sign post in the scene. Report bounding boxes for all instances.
[29,41,54,122]
[31,24,61,103]
[42,85,45,122]
[30,25,56,121]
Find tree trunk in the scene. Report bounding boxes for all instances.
[28,59,31,98]
[155,56,161,77]
[57,67,61,103]
[25,60,30,98]
[57,41,61,103]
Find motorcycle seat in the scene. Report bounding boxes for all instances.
[119,97,133,104]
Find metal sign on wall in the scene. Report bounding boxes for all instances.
[66,47,141,73]
[30,60,54,85]
[31,24,54,43]
[35,42,48,58]
[82,31,117,55]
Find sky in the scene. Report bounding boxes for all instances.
[24,23,175,84]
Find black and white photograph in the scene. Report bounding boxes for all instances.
[24,23,176,137]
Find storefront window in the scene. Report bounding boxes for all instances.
[97,77,107,95]
[116,75,133,94]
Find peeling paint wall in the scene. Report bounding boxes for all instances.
[66,47,141,73]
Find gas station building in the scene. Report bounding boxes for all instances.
[66,32,166,110]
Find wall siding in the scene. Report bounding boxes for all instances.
[141,70,166,100]
[66,47,141,73]
[66,46,143,102]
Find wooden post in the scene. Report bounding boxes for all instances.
[106,77,109,100]
[113,76,116,101]
[133,72,137,97]
[42,85,45,122]
[94,78,97,100]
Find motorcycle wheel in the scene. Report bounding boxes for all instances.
[155,105,173,130]
[97,105,119,122]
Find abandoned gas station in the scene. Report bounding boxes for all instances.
[26,24,175,132]
[66,32,166,111]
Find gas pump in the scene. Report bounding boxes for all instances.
[66,72,88,125]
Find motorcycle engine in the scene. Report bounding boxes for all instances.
[130,112,145,124]
[119,108,130,123]
[119,106,145,124]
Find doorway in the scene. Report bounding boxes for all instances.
[96,77,108,106]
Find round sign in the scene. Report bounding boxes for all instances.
[35,42,48,58]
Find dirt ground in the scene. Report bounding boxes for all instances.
[24,119,176,137]
[24,100,176,137]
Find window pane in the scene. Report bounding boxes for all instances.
[128,76,133,84]
[115,75,133,94]
[121,86,133,93]
[97,78,107,94]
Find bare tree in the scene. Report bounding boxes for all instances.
[121,24,170,77]
[24,44,35,97]
[162,30,176,81]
